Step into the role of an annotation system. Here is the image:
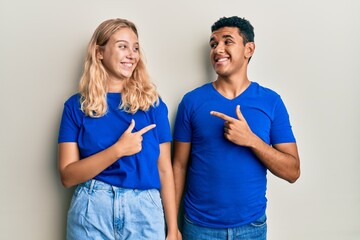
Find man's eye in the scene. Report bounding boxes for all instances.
[210,43,217,48]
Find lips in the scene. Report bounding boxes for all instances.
[214,57,229,70]
[214,55,229,63]
[216,58,228,62]
[121,62,134,68]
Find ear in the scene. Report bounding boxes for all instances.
[96,45,103,60]
[245,42,255,59]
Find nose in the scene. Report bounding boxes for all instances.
[213,42,225,54]
[125,47,138,59]
[126,49,135,59]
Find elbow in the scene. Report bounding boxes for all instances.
[61,182,74,189]
[60,173,76,188]
[172,159,188,173]
[287,156,301,183]
[60,178,73,188]
[287,168,301,184]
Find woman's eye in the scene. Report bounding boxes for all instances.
[133,47,139,52]
[119,45,127,49]
[210,43,217,48]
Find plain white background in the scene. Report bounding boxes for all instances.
[1,0,359,239]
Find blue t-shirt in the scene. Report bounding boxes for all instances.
[174,82,296,228]
[58,93,172,190]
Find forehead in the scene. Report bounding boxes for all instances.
[109,27,138,43]
[210,27,242,40]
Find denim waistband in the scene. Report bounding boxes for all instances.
[80,179,115,191]
[79,179,159,194]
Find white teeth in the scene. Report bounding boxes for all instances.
[122,63,133,67]
[217,58,228,62]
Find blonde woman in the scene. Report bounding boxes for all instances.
[58,18,179,240]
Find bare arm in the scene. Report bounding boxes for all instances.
[58,120,156,188]
[172,141,190,240]
[172,141,191,215]
[158,142,178,240]
[211,105,300,183]
[248,137,300,183]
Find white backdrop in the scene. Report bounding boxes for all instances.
[1,0,359,239]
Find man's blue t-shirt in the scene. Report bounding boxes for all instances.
[174,82,296,228]
[58,93,172,190]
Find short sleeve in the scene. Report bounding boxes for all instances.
[173,98,192,142]
[155,99,172,143]
[270,97,296,144]
[58,96,82,143]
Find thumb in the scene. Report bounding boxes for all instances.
[236,105,245,121]
[125,119,135,133]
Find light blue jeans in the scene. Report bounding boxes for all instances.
[66,179,165,240]
[182,214,267,240]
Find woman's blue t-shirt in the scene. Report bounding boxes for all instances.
[174,82,296,228]
[58,93,172,190]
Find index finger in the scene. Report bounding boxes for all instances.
[210,111,235,122]
[137,124,156,135]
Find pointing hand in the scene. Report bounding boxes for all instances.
[210,105,254,147]
[116,119,156,156]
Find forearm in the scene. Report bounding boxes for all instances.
[159,169,178,236]
[249,134,300,183]
[173,164,187,214]
[172,141,191,216]
[157,142,179,239]
[59,142,122,188]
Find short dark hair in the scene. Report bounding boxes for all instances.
[211,16,254,45]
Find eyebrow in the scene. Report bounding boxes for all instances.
[209,34,234,43]
[114,40,139,45]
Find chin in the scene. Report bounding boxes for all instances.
[120,72,133,79]
[215,69,227,76]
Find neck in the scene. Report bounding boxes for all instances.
[213,76,250,99]
[107,78,125,93]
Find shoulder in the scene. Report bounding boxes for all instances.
[151,97,169,113]
[181,83,212,102]
[63,93,83,114]
[250,82,290,117]
[250,82,281,101]
[184,83,212,97]
[64,93,81,106]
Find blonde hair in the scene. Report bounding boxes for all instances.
[79,18,159,117]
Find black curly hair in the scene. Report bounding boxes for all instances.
[211,16,254,45]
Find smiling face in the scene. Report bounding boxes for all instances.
[97,27,140,82]
[210,27,254,79]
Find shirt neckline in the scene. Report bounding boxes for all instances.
[209,81,253,101]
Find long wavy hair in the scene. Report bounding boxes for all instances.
[79,18,159,117]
